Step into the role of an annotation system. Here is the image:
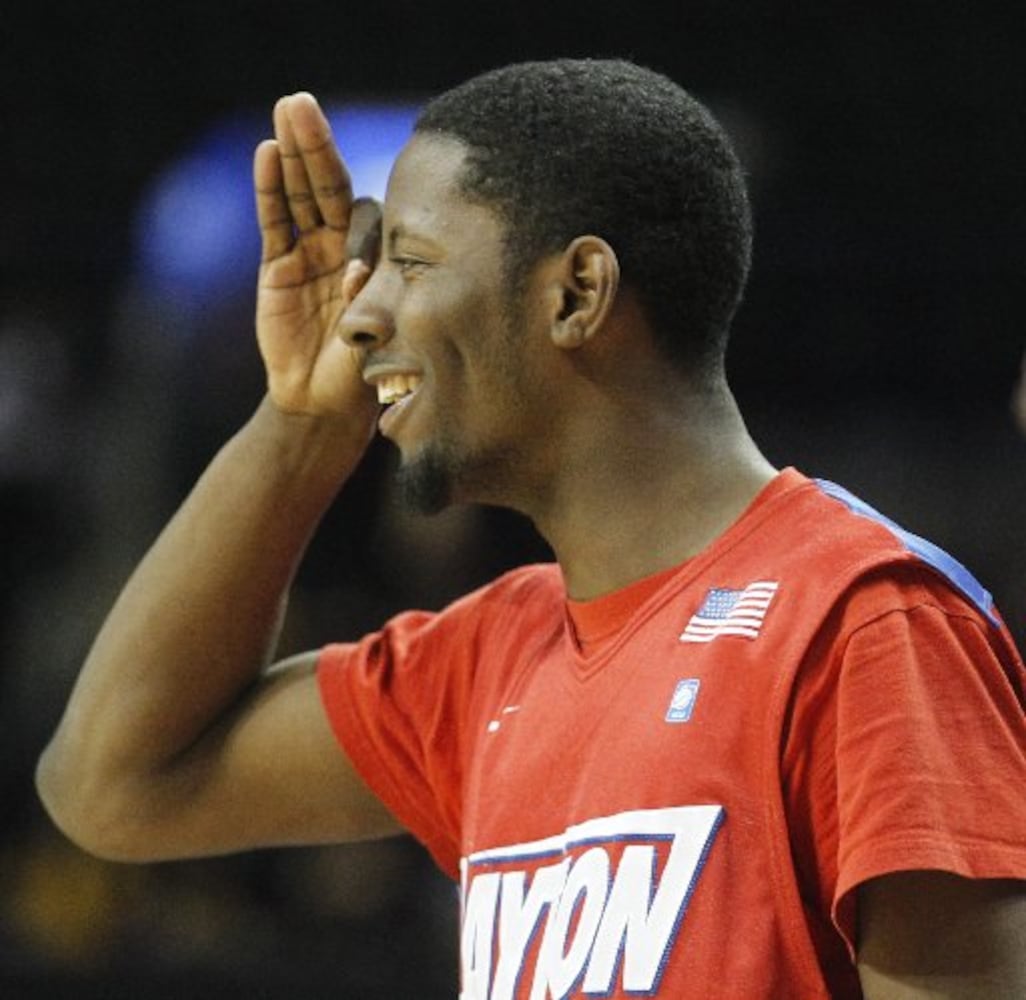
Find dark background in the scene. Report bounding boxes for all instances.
[2,3,1024,996]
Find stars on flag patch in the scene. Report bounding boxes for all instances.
[679,581,779,643]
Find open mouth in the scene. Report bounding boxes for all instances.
[373,373,424,438]
[375,373,423,406]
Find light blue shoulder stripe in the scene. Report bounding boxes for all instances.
[814,478,999,627]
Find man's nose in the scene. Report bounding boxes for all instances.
[338,269,395,349]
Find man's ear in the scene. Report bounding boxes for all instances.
[548,236,620,350]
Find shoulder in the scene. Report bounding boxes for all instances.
[762,471,1001,635]
[808,476,999,626]
[332,562,565,660]
[425,562,565,651]
[468,562,564,610]
[800,560,1023,712]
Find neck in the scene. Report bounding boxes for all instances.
[525,380,776,601]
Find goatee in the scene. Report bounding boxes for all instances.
[395,445,459,515]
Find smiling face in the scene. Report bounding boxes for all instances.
[340,132,549,514]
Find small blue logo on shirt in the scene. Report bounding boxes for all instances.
[666,679,701,723]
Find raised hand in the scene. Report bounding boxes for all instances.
[253,92,381,422]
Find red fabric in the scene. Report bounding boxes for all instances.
[780,564,1026,997]
[316,469,1026,998]
[566,561,680,654]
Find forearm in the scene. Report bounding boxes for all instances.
[37,397,369,843]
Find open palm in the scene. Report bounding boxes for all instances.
[253,93,379,422]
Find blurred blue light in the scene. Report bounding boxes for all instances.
[134,101,420,308]
[325,105,420,201]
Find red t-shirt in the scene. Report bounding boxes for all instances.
[317,469,1026,998]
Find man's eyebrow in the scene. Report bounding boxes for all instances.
[387,223,441,254]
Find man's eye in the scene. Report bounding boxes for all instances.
[391,256,429,274]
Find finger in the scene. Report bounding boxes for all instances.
[253,139,294,262]
[285,92,354,234]
[346,197,383,267]
[273,95,321,234]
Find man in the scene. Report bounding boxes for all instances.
[37,59,1026,998]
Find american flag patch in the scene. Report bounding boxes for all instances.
[679,581,779,643]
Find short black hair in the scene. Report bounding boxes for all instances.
[415,58,753,379]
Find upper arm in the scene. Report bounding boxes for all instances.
[856,870,1026,999]
[88,652,403,861]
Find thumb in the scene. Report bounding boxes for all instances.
[341,258,373,305]
[346,197,383,269]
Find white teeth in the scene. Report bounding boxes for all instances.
[375,374,421,405]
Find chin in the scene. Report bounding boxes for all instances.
[395,445,459,515]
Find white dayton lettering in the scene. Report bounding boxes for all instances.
[459,805,724,1000]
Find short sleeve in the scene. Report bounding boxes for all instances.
[317,605,481,880]
[314,564,562,882]
[782,564,1026,960]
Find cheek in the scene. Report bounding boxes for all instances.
[399,264,514,394]
[436,337,468,386]
[427,289,504,377]
[400,276,487,345]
